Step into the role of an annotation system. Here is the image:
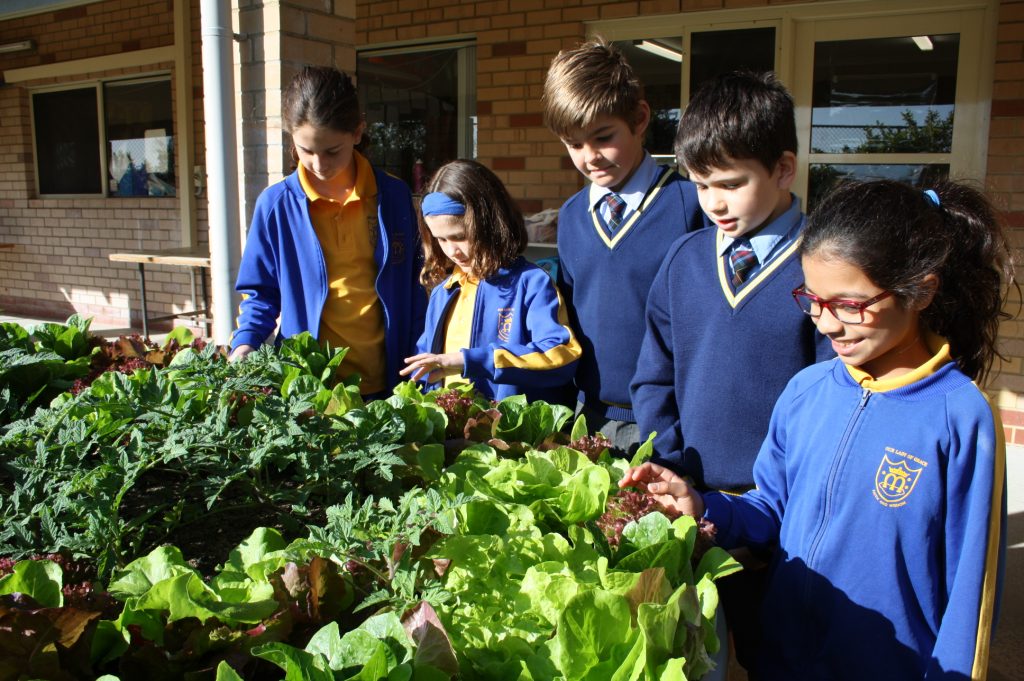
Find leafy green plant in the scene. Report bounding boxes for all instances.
[0,322,740,680]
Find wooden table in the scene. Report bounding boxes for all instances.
[108,247,211,338]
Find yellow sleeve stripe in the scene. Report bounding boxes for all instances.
[493,287,582,370]
[972,391,1005,681]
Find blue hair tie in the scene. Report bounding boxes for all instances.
[923,189,940,207]
[421,192,466,216]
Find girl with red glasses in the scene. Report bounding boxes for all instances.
[621,179,1014,680]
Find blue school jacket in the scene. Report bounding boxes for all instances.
[704,343,1006,680]
[417,257,581,402]
[231,166,427,390]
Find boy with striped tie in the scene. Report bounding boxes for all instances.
[542,38,706,456]
[630,71,833,677]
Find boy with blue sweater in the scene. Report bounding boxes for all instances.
[629,71,832,676]
[542,39,706,455]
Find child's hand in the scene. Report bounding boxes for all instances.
[400,352,464,383]
[618,462,705,518]
[229,344,255,362]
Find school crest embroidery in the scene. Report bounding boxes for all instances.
[389,231,406,264]
[497,308,514,342]
[873,451,925,507]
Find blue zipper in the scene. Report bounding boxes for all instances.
[805,387,871,571]
[798,386,870,645]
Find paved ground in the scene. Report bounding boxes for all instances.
[2,312,1022,678]
[989,444,1024,681]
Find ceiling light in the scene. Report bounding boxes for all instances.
[912,36,933,51]
[0,40,35,54]
[634,39,682,63]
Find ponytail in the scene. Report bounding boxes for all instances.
[922,181,1014,383]
[801,179,1015,383]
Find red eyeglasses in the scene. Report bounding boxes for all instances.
[791,286,893,325]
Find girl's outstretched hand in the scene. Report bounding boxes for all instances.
[400,351,464,383]
[619,462,705,518]
[229,344,255,363]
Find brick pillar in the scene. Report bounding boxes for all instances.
[234,0,356,227]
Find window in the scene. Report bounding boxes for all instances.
[801,28,962,209]
[593,2,991,208]
[357,42,476,193]
[31,76,175,197]
[613,25,776,166]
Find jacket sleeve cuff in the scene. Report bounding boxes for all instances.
[230,329,268,351]
[702,492,737,548]
[461,346,492,383]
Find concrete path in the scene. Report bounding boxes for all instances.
[990,445,1023,681]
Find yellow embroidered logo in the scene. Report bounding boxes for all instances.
[497,308,514,342]
[872,446,927,508]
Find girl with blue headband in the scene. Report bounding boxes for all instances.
[400,159,581,402]
[620,179,1014,679]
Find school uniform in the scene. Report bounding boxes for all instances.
[704,340,1006,680]
[416,256,581,402]
[231,152,426,391]
[631,198,832,491]
[556,153,706,427]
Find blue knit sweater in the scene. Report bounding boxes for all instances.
[556,167,706,421]
[631,226,832,491]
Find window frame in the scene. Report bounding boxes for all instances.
[356,38,477,176]
[791,10,988,200]
[28,71,174,199]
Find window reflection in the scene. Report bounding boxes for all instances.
[358,48,468,193]
[811,35,959,154]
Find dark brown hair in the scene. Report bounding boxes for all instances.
[801,179,1016,383]
[282,65,362,134]
[418,160,527,287]
[675,70,796,176]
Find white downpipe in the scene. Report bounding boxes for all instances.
[200,0,242,345]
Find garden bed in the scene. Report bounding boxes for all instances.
[0,317,738,680]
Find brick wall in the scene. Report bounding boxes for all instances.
[0,0,359,335]
[0,0,207,330]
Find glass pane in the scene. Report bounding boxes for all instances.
[807,163,949,212]
[690,27,776,96]
[811,35,958,154]
[105,80,176,197]
[358,48,464,193]
[33,88,101,195]
[614,39,683,157]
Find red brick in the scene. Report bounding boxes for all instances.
[492,41,527,56]
[509,113,544,127]
[992,99,1024,117]
[53,5,88,21]
[492,157,526,170]
[1001,407,1024,426]
[517,198,543,214]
